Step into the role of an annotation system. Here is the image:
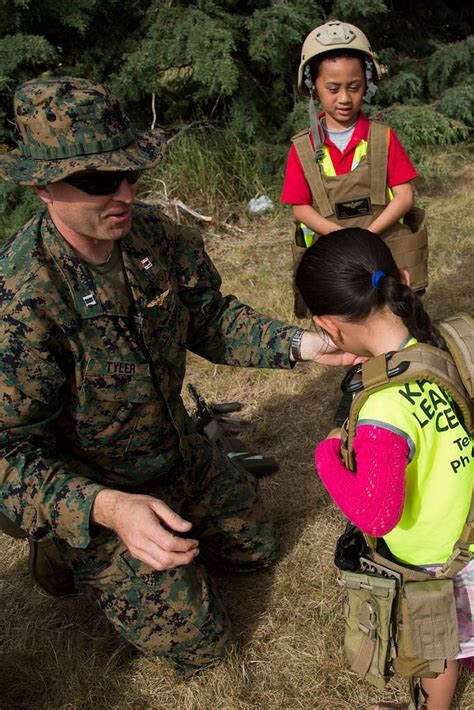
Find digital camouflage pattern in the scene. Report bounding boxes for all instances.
[0,202,295,672]
[59,447,278,675]
[0,76,167,185]
[0,201,297,544]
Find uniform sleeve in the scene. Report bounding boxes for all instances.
[387,129,418,187]
[314,425,410,536]
[0,320,104,548]
[280,144,313,205]
[171,221,299,368]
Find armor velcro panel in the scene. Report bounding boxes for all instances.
[439,314,474,399]
[384,206,428,292]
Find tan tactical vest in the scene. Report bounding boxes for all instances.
[291,122,428,317]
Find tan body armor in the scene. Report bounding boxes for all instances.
[291,121,428,317]
[336,314,473,708]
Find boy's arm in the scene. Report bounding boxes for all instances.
[368,182,414,236]
[292,204,343,235]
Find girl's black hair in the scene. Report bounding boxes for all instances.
[295,228,443,348]
[309,48,367,84]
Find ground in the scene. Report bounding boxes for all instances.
[0,169,472,709]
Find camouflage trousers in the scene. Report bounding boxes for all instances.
[61,445,278,676]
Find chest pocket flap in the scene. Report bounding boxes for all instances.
[82,358,154,403]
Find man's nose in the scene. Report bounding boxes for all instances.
[114,177,138,202]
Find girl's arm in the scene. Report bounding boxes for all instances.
[368,182,414,236]
[315,424,410,536]
[292,204,343,235]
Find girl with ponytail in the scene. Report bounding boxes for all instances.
[296,228,473,710]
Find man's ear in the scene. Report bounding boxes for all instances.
[399,268,410,286]
[33,185,53,205]
[313,314,341,342]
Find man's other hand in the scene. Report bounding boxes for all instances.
[91,490,199,571]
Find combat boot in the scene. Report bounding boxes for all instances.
[28,537,78,597]
[0,511,77,597]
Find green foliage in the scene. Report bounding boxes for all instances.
[427,37,474,96]
[379,105,470,166]
[0,182,40,239]
[0,0,473,222]
[0,35,56,91]
[439,82,474,126]
[331,0,388,19]
[148,125,285,216]
[376,71,424,104]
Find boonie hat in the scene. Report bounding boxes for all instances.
[0,76,167,185]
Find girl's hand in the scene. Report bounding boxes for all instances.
[325,427,342,440]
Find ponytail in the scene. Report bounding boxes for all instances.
[379,276,444,348]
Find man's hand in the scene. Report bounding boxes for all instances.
[299,331,364,366]
[91,490,199,571]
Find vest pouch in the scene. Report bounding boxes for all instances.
[394,578,459,676]
[338,569,398,689]
[291,231,311,318]
[384,206,428,292]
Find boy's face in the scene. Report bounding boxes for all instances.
[314,56,365,130]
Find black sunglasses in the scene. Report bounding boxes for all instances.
[63,170,140,196]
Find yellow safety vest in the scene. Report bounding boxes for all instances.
[357,339,474,566]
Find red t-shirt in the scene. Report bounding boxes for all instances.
[280,112,417,205]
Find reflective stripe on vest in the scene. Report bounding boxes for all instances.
[320,140,368,177]
[321,138,396,203]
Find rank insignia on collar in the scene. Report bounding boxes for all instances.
[83,292,97,308]
[140,256,153,270]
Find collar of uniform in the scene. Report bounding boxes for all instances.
[319,111,370,157]
[41,211,127,319]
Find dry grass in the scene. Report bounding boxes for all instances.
[1,169,473,709]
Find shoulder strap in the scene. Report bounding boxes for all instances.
[341,342,473,472]
[292,132,333,217]
[368,121,389,206]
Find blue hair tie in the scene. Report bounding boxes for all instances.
[371,270,385,288]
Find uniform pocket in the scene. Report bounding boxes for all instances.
[82,358,153,402]
[75,358,154,453]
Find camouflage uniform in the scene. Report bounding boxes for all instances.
[0,199,298,674]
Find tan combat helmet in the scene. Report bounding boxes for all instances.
[297,20,382,96]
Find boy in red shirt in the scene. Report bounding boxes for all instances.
[282,20,427,422]
[282,20,426,295]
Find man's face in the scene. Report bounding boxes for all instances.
[35,171,140,246]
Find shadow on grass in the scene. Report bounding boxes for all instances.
[0,547,146,710]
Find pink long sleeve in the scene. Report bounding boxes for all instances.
[314,425,410,537]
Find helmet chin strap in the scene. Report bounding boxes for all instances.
[363,58,377,103]
[304,65,324,161]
